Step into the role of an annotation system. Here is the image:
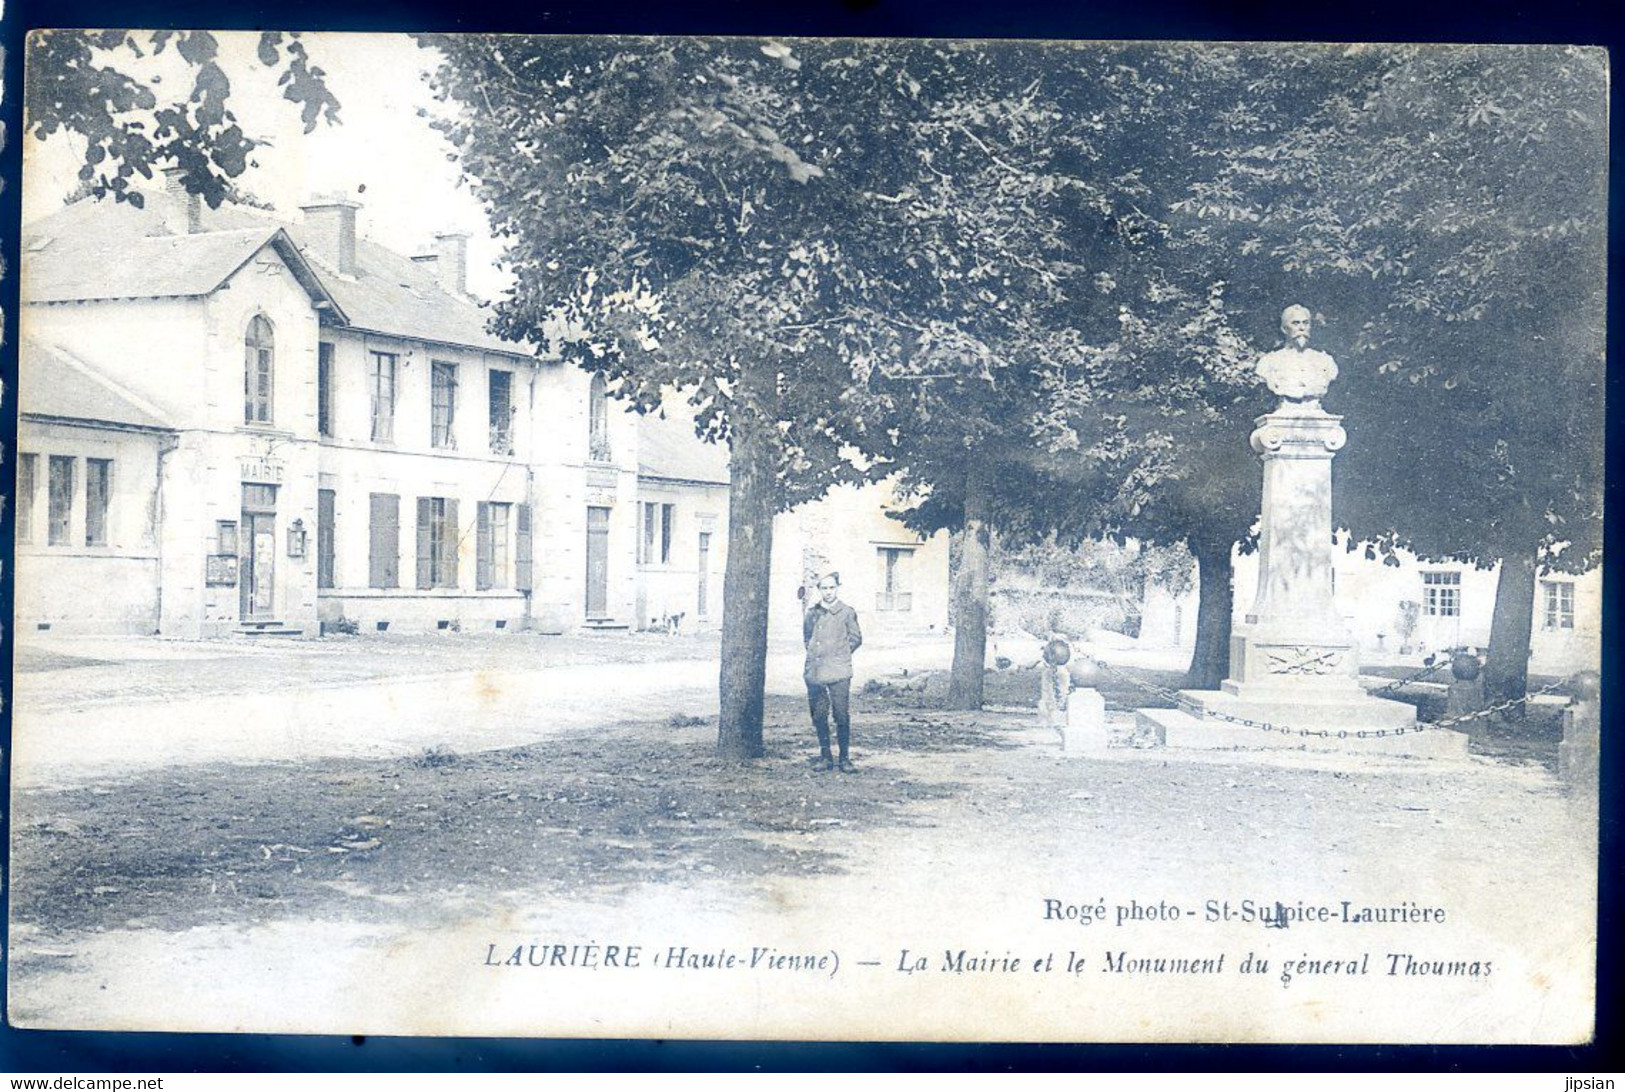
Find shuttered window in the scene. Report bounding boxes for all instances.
[17,453,36,544]
[1542,580,1575,630]
[697,531,711,617]
[368,493,399,589]
[431,361,457,448]
[660,503,674,564]
[489,370,514,454]
[877,546,915,612]
[417,496,459,589]
[477,502,512,590]
[640,502,656,564]
[85,458,112,547]
[318,343,335,438]
[370,352,397,443]
[48,456,74,546]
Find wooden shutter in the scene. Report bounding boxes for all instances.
[416,497,434,589]
[318,489,336,589]
[515,503,533,593]
[476,502,493,591]
[368,493,398,589]
[444,498,460,587]
[318,344,334,438]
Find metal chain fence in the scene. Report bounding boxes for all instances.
[1368,657,1453,695]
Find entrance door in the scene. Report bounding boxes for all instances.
[697,531,711,618]
[240,484,278,621]
[585,506,611,617]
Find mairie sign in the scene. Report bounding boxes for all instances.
[240,457,285,483]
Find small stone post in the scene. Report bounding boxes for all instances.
[1063,656,1108,756]
[1445,651,1486,718]
[1558,670,1601,796]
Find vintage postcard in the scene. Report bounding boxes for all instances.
[6,32,1605,1042]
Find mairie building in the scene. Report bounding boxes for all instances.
[16,179,952,642]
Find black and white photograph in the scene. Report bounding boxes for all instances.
[5,30,1606,1043]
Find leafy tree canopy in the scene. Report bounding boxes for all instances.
[25,29,341,209]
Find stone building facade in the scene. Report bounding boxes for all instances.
[19,182,949,643]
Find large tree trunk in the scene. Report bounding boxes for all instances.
[946,469,991,710]
[1483,544,1539,707]
[1184,535,1234,690]
[716,374,778,762]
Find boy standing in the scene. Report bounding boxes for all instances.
[803,573,864,772]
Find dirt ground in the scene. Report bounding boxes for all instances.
[9,667,1584,947]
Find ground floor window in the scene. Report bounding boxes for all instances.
[17,453,36,544]
[1422,570,1460,617]
[638,501,677,565]
[48,455,74,546]
[1542,579,1575,630]
[477,501,512,590]
[876,545,915,612]
[85,458,112,547]
[417,496,460,589]
[697,530,712,617]
[369,493,399,589]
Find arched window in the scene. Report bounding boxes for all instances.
[588,373,611,461]
[244,315,275,424]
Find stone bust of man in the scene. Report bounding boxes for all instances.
[1255,305,1338,410]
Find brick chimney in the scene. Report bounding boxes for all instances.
[159,167,203,235]
[300,193,361,276]
[433,231,470,297]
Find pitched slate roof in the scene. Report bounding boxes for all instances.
[21,199,342,319]
[20,337,173,431]
[637,407,731,486]
[284,228,527,358]
[21,195,529,359]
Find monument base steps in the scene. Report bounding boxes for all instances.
[1185,687,1419,732]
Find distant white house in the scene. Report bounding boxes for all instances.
[767,479,952,643]
[633,410,730,632]
[633,407,952,640]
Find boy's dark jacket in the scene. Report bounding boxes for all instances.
[803,600,863,683]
